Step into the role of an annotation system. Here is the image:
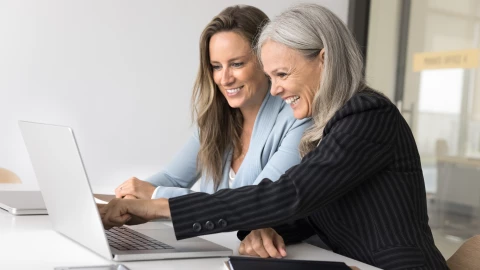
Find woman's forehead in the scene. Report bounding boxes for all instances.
[209,32,252,61]
[261,42,297,69]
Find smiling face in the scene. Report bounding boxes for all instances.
[209,31,269,111]
[261,40,324,119]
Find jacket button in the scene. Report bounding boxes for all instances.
[218,219,227,228]
[205,221,215,230]
[192,222,202,232]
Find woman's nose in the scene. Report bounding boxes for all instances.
[270,81,283,96]
[221,68,234,86]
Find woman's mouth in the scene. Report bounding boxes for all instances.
[226,86,243,96]
[285,95,300,105]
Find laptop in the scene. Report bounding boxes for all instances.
[0,191,48,215]
[18,120,232,261]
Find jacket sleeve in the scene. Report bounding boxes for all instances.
[169,95,398,240]
[252,118,311,185]
[145,131,201,199]
[237,217,315,245]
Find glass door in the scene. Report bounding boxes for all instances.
[401,0,480,256]
[367,0,480,258]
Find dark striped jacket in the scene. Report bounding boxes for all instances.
[169,90,448,269]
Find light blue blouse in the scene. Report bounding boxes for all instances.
[146,93,311,199]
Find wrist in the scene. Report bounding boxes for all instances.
[153,198,171,219]
[148,185,157,199]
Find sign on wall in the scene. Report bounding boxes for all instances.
[413,49,479,71]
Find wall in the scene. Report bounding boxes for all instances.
[365,0,401,100]
[0,0,349,190]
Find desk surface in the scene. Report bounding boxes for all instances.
[0,198,379,270]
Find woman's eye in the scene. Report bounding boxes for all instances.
[212,65,221,71]
[277,72,287,78]
[232,62,244,68]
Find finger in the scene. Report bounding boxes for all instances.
[115,180,129,198]
[116,185,134,198]
[115,187,122,198]
[123,194,137,200]
[115,185,129,198]
[115,177,138,198]
[103,200,129,227]
[252,237,270,258]
[349,267,360,270]
[273,234,287,257]
[104,213,131,228]
[243,233,258,256]
[238,242,246,255]
[260,230,279,258]
[97,204,107,218]
[244,239,257,256]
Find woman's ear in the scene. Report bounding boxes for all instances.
[319,48,325,66]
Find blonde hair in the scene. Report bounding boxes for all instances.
[192,5,269,189]
[257,3,366,156]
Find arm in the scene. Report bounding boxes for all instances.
[146,131,201,199]
[238,218,315,244]
[168,95,399,239]
[102,95,399,239]
[252,118,311,185]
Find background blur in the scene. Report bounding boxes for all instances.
[0,0,349,190]
[367,0,480,259]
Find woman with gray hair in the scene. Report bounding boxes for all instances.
[101,3,448,269]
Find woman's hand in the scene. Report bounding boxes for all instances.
[100,198,170,229]
[239,228,287,258]
[115,177,156,200]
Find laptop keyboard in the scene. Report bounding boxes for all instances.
[105,226,174,251]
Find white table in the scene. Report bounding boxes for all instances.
[0,186,380,270]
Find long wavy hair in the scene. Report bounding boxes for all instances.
[192,5,269,189]
[257,3,366,156]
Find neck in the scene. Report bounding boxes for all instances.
[240,105,260,129]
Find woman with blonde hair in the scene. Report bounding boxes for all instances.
[102,3,447,269]
[114,5,310,199]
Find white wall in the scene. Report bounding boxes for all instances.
[365,0,401,100]
[0,0,349,190]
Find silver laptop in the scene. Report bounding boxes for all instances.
[18,120,232,261]
[0,191,48,215]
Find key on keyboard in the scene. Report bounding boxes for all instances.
[105,226,174,251]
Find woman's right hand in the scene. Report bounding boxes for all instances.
[239,228,287,258]
[101,198,170,229]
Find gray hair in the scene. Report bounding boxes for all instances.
[256,3,366,156]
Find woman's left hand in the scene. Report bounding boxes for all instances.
[239,228,287,258]
[100,198,170,229]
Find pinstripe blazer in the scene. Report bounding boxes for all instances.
[169,89,448,269]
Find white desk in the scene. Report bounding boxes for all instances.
[0,188,380,270]
[0,211,380,270]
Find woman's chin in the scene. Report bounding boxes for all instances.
[293,109,308,119]
[226,99,244,109]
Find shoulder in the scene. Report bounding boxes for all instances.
[325,88,400,135]
[337,89,395,118]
